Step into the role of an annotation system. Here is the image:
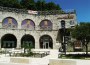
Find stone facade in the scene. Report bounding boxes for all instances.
[0,7,77,49]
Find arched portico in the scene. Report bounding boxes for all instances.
[1,34,17,48]
[39,35,53,49]
[21,34,35,48]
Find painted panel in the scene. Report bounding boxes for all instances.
[2,17,17,28]
[21,19,35,30]
[40,20,52,29]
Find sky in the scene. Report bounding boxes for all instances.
[45,0,90,23]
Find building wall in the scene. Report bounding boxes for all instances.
[0,10,77,49]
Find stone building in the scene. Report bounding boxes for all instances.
[0,6,77,49]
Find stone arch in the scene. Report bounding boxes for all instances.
[39,35,53,49]
[1,33,17,48]
[21,34,35,48]
[21,19,35,30]
[2,17,18,28]
[39,19,52,30]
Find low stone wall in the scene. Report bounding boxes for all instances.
[10,57,30,64]
[1,57,90,65]
[49,59,90,65]
[50,59,76,65]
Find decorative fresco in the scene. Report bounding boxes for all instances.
[2,17,17,28]
[21,19,35,29]
[40,20,52,30]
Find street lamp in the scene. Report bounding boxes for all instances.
[61,20,66,55]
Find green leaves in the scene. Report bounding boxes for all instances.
[71,22,90,41]
[0,0,21,8]
[0,0,61,11]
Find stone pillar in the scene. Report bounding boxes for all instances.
[0,33,2,48]
[0,39,1,48]
[35,38,40,49]
[52,33,58,49]
[35,34,40,49]
[53,39,56,49]
[16,38,21,48]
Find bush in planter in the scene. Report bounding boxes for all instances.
[21,43,34,57]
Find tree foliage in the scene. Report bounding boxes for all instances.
[20,0,36,10]
[71,22,90,40]
[0,0,22,8]
[71,22,90,54]
[0,0,61,11]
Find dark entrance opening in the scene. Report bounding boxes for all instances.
[39,35,53,49]
[21,34,35,48]
[1,34,17,48]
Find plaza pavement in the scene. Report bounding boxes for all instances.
[0,49,90,65]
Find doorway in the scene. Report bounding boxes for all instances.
[21,34,35,48]
[1,34,17,48]
[39,35,53,49]
[43,42,49,49]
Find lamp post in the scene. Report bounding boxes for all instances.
[61,20,66,55]
[23,29,26,54]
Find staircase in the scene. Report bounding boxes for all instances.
[30,49,59,65]
[43,49,59,59]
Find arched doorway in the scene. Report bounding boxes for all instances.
[1,34,17,48]
[39,35,53,49]
[21,34,35,48]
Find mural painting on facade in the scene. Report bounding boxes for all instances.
[40,20,52,30]
[21,19,35,30]
[2,17,17,28]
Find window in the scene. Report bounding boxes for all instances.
[70,20,74,25]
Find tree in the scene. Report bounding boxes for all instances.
[35,0,61,11]
[21,43,33,56]
[0,0,21,8]
[46,2,61,10]
[20,0,36,10]
[36,0,46,11]
[71,22,90,54]
[0,0,62,11]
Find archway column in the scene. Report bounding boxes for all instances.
[16,38,21,48]
[0,39,1,48]
[53,39,56,49]
[35,37,39,49]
